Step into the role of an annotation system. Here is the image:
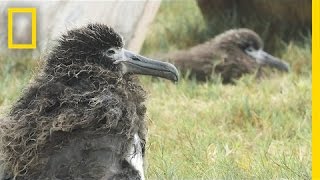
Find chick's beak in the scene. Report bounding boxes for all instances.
[114,49,179,82]
[246,49,290,72]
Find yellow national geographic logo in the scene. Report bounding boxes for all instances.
[7,8,37,49]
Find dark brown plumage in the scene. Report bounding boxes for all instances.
[165,28,289,83]
[0,24,178,180]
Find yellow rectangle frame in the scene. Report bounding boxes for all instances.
[313,0,319,178]
[7,8,37,49]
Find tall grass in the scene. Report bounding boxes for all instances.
[142,73,310,179]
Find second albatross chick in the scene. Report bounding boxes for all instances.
[0,24,178,180]
[165,28,289,83]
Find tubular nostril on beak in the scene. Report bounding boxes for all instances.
[132,57,141,61]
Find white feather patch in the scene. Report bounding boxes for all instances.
[126,133,145,180]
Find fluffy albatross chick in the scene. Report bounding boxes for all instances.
[0,24,178,180]
[165,28,289,83]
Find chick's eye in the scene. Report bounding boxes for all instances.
[107,49,115,55]
[246,47,254,52]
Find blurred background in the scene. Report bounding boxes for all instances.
[0,0,311,179]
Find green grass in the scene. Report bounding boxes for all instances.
[0,0,311,179]
[0,53,38,113]
[141,0,207,55]
[142,73,310,179]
